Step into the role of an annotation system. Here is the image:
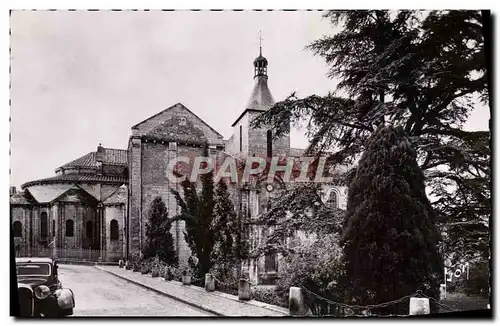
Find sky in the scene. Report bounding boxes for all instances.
[9,10,490,189]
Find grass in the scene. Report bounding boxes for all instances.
[439,292,490,313]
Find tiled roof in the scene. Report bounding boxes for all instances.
[56,148,127,172]
[10,190,37,205]
[103,184,127,205]
[103,148,128,165]
[59,152,99,169]
[22,173,128,189]
[246,75,275,111]
[53,185,98,204]
[27,184,74,203]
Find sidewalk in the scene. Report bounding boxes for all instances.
[95,265,289,317]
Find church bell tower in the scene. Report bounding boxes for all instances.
[230,32,290,158]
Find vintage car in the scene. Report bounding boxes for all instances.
[16,257,75,317]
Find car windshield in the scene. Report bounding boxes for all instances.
[16,263,51,276]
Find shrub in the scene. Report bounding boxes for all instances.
[141,263,151,275]
[463,261,490,297]
[252,286,287,308]
[275,233,344,308]
[210,261,239,296]
[162,265,183,281]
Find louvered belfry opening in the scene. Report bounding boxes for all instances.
[267,130,272,158]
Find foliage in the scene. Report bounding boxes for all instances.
[252,286,287,308]
[163,265,183,282]
[274,233,344,310]
[447,260,490,298]
[210,263,239,296]
[254,182,345,257]
[171,143,217,279]
[150,256,167,277]
[128,251,142,271]
[211,179,252,282]
[143,196,178,266]
[140,262,150,275]
[341,125,443,315]
[463,260,490,297]
[251,10,490,263]
[211,180,237,273]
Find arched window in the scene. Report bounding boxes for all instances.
[327,189,338,208]
[266,130,272,158]
[65,220,74,237]
[110,219,119,241]
[13,221,22,237]
[40,212,48,238]
[86,221,93,239]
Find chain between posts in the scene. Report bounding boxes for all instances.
[302,287,416,311]
[213,276,259,288]
[300,288,453,316]
[416,290,460,312]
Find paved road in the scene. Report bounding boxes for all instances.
[58,264,215,317]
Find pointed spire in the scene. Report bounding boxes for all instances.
[247,32,274,110]
[259,30,263,56]
[253,30,268,78]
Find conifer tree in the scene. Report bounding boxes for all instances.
[144,196,178,266]
[171,143,216,278]
[341,125,443,315]
[253,10,490,263]
[211,180,238,275]
[212,181,234,256]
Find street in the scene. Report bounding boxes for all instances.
[57,264,215,317]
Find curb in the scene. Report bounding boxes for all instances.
[95,266,224,316]
[57,260,119,266]
[183,281,290,315]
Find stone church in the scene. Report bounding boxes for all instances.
[11,48,346,284]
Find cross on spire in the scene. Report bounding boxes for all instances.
[259,30,263,56]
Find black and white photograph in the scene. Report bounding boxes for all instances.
[8,8,492,318]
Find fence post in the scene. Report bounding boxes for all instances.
[409,297,430,315]
[440,284,446,300]
[182,273,192,285]
[164,267,173,281]
[289,287,307,316]
[205,273,215,292]
[238,278,251,301]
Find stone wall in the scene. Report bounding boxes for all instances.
[11,206,33,256]
[247,111,290,158]
[128,137,142,257]
[57,203,97,249]
[140,140,208,267]
[102,164,127,176]
[231,114,249,155]
[104,204,125,261]
[132,103,224,146]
